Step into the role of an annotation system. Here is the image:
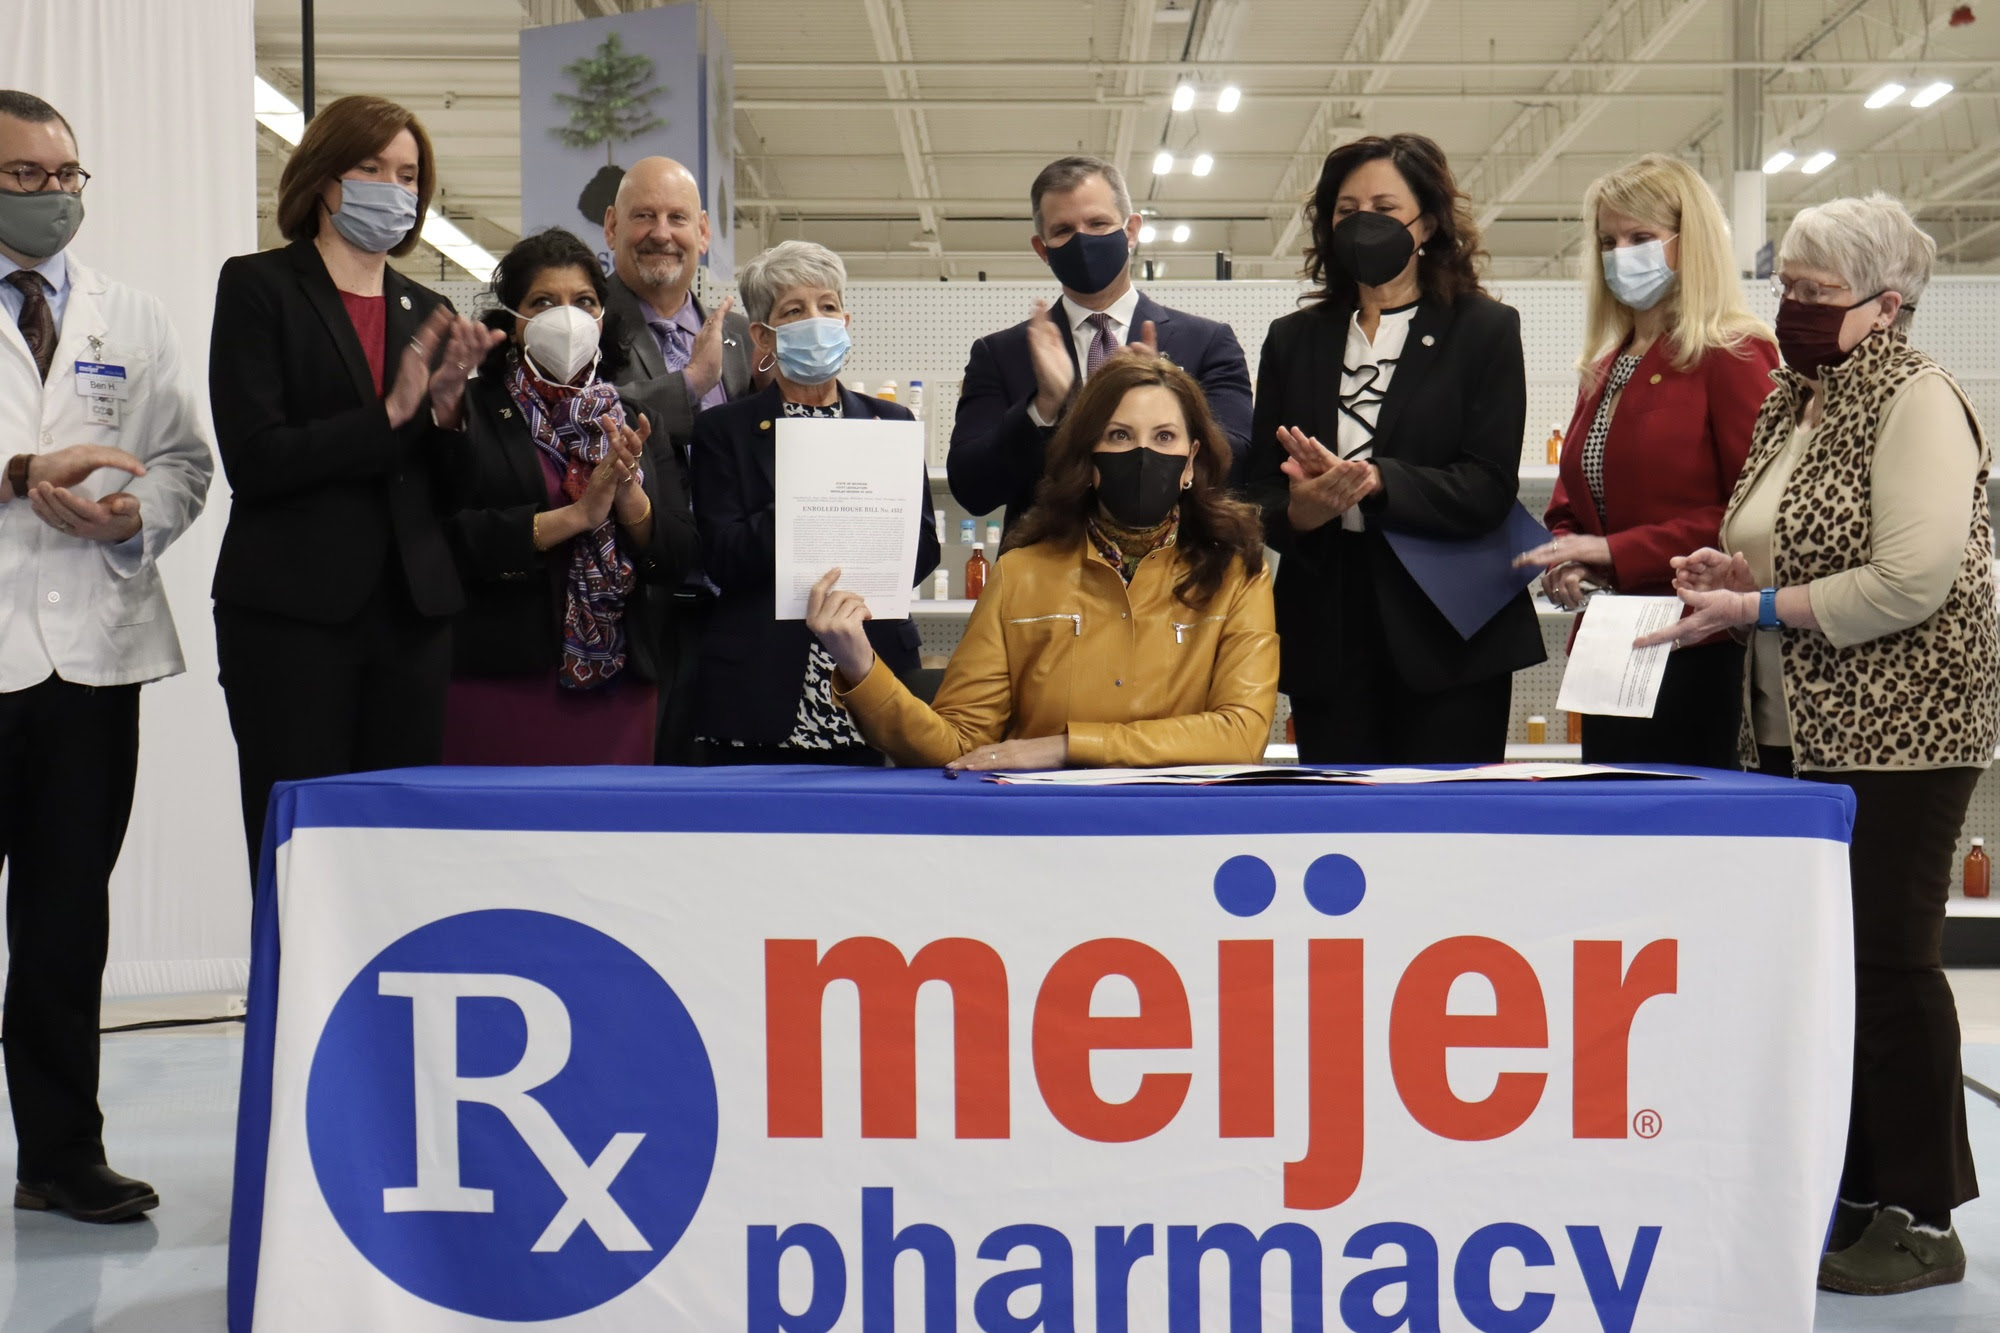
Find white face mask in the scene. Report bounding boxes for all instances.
[513,304,602,384]
[1601,236,1678,312]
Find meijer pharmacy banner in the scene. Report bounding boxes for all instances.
[229,767,1856,1333]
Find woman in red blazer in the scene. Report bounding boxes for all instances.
[1518,155,1777,767]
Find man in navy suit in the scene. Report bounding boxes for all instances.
[947,155,1253,529]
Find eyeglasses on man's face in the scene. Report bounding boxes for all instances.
[0,164,90,194]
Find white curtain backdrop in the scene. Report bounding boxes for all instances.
[0,0,257,994]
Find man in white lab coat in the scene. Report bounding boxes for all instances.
[0,91,212,1222]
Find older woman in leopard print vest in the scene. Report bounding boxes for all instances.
[1641,192,1997,1300]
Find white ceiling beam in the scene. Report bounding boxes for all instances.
[1939,215,2000,257]
[858,0,944,240]
[1458,0,1712,232]
[1765,0,1957,157]
[1787,73,2000,206]
[1264,0,1434,264]
[1109,0,1156,190]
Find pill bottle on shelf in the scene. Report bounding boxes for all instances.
[932,568,950,600]
[965,543,989,599]
[985,520,1002,546]
[908,380,925,419]
[1545,425,1564,465]
[1567,711,1583,743]
[1526,715,1548,744]
[959,518,975,546]
[876,380,898,402]
[1967,839,1990,898]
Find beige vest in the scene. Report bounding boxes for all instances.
[1727,331,1998,770]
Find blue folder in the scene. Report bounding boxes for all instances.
[1381,501,1550,639]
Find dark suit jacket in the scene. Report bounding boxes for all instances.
[604,272,754,481]
[947,290,1253,527]
[1246,292,1545,697]
[208,239,464,622]
[691,383,942,746]
[441,369,699,681]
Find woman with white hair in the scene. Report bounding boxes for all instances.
[1643,192,1997,1295]
[1515,154,1776,766]
[689,240,940,762]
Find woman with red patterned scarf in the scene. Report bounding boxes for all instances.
[442,228,696,764]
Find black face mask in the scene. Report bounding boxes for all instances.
[1043,226,1131,296]
[1093,447,1186,528]
[1329,210,1419,288]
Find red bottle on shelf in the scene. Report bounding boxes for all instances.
[1967,838,1990,898]
[964,543,989,600]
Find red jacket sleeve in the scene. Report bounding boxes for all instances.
[1603,338,1778,588]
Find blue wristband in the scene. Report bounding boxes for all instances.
[1757,587,1782,631]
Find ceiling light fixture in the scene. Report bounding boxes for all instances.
[1171,83,1196,113]
[254,76,304,145]
[1864,83,1907,109]
[1761,150,1796,174]
[1911,81,1953,108]
[1153,151,1174,175]
[1217,85,1241,113]
[1171,224,1191,243]
[1192,153,1214,177]
[1800,151,1837,175]
[1138,225,1158,244]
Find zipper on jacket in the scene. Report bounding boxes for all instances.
[1172,615,1227,644]
[1006,613,1082,635]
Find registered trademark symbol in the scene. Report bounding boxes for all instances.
[1633,1109,1662,1139]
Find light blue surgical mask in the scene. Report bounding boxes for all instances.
[1601,237,1677,311]
[329,178,418,254]
[768,316,851,385]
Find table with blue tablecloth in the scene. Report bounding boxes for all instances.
[229,764,1855,1333]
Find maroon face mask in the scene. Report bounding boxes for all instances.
[1775,292,1886,378]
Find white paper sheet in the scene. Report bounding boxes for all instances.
[988,762,1692,786]
[1556,595,1686,718]
[774,417,926,620]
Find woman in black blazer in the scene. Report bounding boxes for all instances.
[208,96,501,863]
[691,240,940,763]
[1247,134,1543,765]
[441,229,697,764]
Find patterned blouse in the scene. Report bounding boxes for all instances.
[1581,352,1644,525]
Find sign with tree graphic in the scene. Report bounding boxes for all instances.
[553,32,665,167]
[520,5,715,272]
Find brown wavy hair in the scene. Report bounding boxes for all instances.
[1301,133,1487,308]
[276,95,435,258]
[1002,353,1264,609]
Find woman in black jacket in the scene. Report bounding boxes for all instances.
[690,240,940,764]
[209,95,500,864]
[441,230,697,765]
[1247,133,1543,764]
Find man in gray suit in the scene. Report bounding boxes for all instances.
[601,156,753,761]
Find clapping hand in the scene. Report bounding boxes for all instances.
[1026,299,1076,423]
[685,296,736,400]
[602,411,652,527]
[1513,534,1615,611]
[806,568,877,683]
[1672,548,1756,595]
[1633,587,1751,650]
[1275,426,1379,530]
[427,316,507,429]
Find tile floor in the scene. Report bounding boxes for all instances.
[1,985,1999,1331]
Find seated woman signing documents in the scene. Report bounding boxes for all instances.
[806,354,1278,770]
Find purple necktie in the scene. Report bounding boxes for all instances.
[1084,312,1119,377]
[656,319,693,374]
[7,271,55,382]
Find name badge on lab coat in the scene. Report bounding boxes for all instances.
[74,361,131,400]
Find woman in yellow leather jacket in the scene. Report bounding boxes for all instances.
[806,353,1278,769]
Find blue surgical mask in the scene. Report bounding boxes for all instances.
[769,316,851,385]
[329,178,418,254]
[1601,237,1677,311]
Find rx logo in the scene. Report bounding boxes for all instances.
[306,910,718,1320]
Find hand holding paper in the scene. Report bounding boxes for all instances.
[1556,595,1684,718]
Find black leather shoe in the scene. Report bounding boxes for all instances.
[14,1164,159,1223]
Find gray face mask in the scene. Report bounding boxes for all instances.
[0,189,84,260]
[328,179,418,254]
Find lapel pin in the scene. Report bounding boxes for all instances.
[1421,334,1436,347]
[400,294,413,310]
[1650,373,1663,385]
[759,420,772,431]
[500,407,513,419]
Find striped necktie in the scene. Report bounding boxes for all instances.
[1084,312,1119,377]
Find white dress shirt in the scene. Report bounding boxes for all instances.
[0,255,213,691]
[1028,285,1143,428]
[0,249,71,332]
[1334,303,1418,532]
